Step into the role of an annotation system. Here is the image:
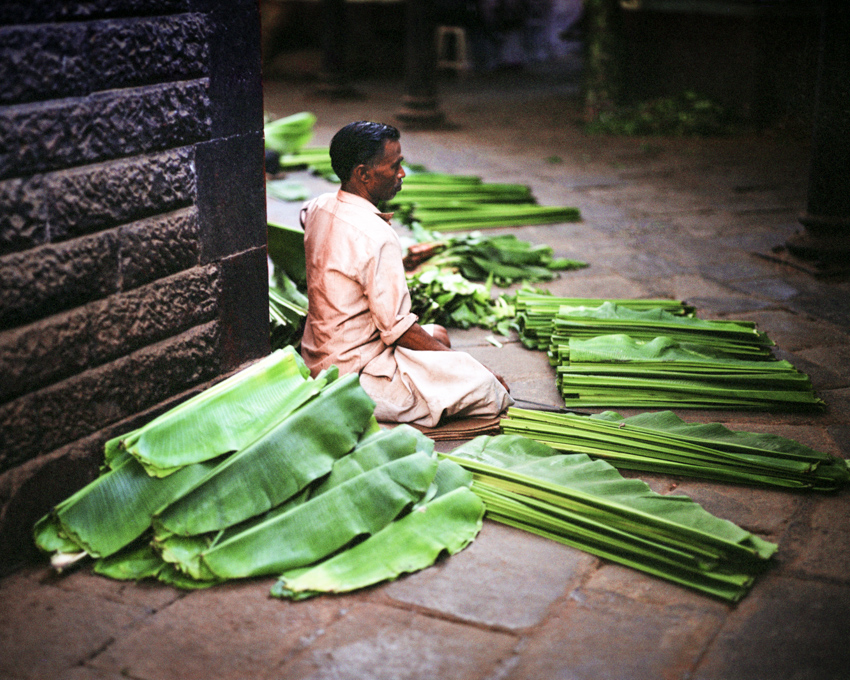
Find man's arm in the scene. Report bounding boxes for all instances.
[395,323,511,393]
[396,323,451,352]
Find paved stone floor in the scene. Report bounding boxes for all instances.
[3,66,849,680]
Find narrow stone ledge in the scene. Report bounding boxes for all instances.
[119,207,202,290]
[0,264,219,402]
[0,230,120,330]
[0,321,221,473]
[0,80,211,179]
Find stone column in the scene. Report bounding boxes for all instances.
[787,0,850,270]
[395,0,445,127]
[315,0,362,99]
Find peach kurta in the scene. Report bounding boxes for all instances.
[300,190,512,426]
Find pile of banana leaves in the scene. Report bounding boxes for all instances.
[387,170,581,232]
[407,268,515,335]
[33,348,484,596]
[409,226,587,287]
[513,289,696,352]
[501,408,848,490]
[443,435,778,602]
[556,334,824,411]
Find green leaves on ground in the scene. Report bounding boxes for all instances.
[407,268,515,335]
[264,111,317,155]
[410,230,587,287]
[556,334,824,411]
[444,435,777,602]
[387,170,581,232]
[34,354,485,597]
[501,408,848,490]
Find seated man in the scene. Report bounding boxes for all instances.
[300,120,514,427]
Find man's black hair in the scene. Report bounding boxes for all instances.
[329,121,400,183]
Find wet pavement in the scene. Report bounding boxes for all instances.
[3,66,849,679]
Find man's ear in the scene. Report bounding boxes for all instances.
[352,163,371,183]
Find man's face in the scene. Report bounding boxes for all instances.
[364,139,405,204]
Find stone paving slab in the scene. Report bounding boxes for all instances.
[382,521,597,630]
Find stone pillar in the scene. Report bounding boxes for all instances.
[395,0,445,128]
[0,0,268,574]
[787,0,850,269]
[315,0,362,99]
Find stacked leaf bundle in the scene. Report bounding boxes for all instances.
[548,302,774,361]
[33,348,484,598]
[501,408,849,490]
[556,335,824,411]
[387,171,581,232]
[513,290,696,353]
[443,435,777,602]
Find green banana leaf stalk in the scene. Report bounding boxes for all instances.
[272,459,484,600]
[513,290,696,351]
[501,408,849,490]
[549,301,773,361]
[556,335,824,411]
[443,435,777,602]
[263,111,317,155]
[410,203,582,232]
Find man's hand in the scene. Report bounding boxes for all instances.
[402,242,446,271]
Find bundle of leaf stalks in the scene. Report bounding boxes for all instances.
[548,301,775,362]
[513,289,696,352]
[501,408,849,491]
[556,335,824,411]
[387,171,581,232]
[34,348,484,598]
[443,435,777,602]
[409,227,587,287]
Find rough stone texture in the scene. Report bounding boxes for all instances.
[0,230,120,330]
[0,175,46,254]
[45,147,197,242]
[196,131,267,263]
[0,0,188,24]
[0,321,221,472]
[0,14,210,105]
[512,587,726,680]
[119,207,202,290]
[0,80,212,179]
[0,569,155,680]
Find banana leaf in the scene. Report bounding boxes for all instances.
[501,408,849,490]
[93,543,165,581]
[198,451,438,579]
[111,347,313,476]
[34,450,226,558]
[272,460,484,600]
[513,291,695,351]
[549,302,773,360]
[443,435,776,601]
[264,111,316,155]
[411,204,581,232]
[153,424,434,581]
[267,220,306,286]
[152,372,375,537]
[556,335,824,411]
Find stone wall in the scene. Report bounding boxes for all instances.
[0,0,268,573]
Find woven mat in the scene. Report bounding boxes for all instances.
[380,415,502,441]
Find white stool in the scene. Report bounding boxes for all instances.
[435,26,470,73]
